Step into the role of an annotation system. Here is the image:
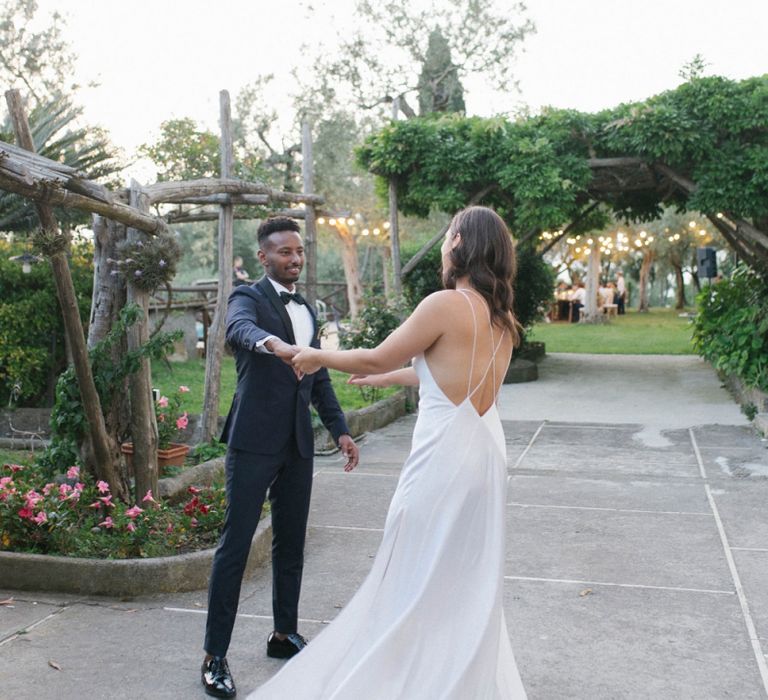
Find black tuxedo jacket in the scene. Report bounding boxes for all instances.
[220,276,349,458]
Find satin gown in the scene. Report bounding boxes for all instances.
[250,292,526,699]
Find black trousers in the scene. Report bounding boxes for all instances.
[204,442,313,657]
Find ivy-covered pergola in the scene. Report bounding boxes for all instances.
[358,74,768,274]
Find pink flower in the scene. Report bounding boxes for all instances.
[98,516,114,529]
[17,507,34,520]
[96,480,110,494]
[176,412,189,430]
[126,521,136,532]
[6,464,24,473]
[157,396,169,408]
[187,486,201,495]
[42,483,55,496]
[158,414,165,422]
[66,466,80,479]
[32,511,47,525]
[142,490,159,505]
[0,476,13,489]
[190,518,199,527]
[178,385,190,393]
[166,523,173,534]
[24,490,43,509]
[88,500,102,509]
[125,505,144,520]
[98,495,114,508]
[58,484,73,500]
[74,482,85,492]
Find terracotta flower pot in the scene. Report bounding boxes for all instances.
[120,442,190,474]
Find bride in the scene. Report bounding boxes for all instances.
[249,205,527,699]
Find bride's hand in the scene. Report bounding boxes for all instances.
[293,348,323,374]
[348,374,388,388]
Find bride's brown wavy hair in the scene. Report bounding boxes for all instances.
[442,206,523,347]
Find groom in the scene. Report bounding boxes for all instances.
[201,217,359,698]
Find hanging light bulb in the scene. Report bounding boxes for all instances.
[317,217,326,225]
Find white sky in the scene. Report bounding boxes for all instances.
[30,0,768,182]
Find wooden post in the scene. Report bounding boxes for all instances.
[200,90,234,443]
[388,98,402,299]
[126,181,159,502]
[4,89,128,499]
[302,121,318,307]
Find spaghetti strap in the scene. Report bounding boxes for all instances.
[459,288,508,403]
[456,289,478,398]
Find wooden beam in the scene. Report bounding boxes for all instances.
[5,88,128,499]
[302,121,318,306]
[200,90,235,444]
[0,167,168,233]
[388,98,403,298]
[144,177,325,206]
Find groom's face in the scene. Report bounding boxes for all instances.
[258,230,304,287]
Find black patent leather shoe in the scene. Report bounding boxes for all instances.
[201,655,236,698]
[267,632,308,659]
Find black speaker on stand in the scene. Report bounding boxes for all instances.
[696,247,717,279]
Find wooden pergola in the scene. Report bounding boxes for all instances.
[0,88,328,503]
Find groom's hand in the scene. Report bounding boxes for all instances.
[266,338,299,365]
[338,434,359,472]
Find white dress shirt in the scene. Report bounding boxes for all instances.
[256,277,314,351]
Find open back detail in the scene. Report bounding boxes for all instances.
[250,291,526,699]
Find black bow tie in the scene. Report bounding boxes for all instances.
[280,291,306,306]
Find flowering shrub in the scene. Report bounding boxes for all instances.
[156,385,190,449]
[0,462,226,559]
[111,232,182,293]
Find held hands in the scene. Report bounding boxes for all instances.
[292,347,323,375]
[266,339,304,379]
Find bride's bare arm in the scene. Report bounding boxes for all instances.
[348,368,419,387]
[294,292,453,375]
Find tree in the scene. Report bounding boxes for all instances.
[139,118,220,182]
[417,28,466,115]
[316,0,535,117]
[0,0,79,106]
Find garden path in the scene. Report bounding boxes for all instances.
[1,353,767,699]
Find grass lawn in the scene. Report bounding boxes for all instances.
[151,357,396,415]
[528,308,696,355]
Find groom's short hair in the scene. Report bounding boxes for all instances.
[258,217,301,246]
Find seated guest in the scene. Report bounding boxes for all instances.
[555,281,571,320]
[599,281,614,310]
[570,282,586,322]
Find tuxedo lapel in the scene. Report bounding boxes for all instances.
[257,276,296,345]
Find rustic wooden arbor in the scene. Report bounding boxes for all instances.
[0,89,325,503]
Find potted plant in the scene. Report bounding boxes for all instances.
[121,386,191,471]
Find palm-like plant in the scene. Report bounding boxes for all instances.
[0,93,123,232]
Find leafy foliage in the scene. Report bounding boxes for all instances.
[692,266,768,391]
[0,462,226,559]
[40,305,182,474]
[0,240,91,406]
[357,74,768,239]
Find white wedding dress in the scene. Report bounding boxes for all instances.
[250,291,526,699]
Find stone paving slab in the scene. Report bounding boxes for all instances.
[504,580,764,700]
[508,473,711,513]
[732,550,768,647]
[506,505,733,591]
[0,599,61,642]
[309,471,398,529]
[709,481,768,549]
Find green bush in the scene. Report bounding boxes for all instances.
[0,240,92,406]
[692,265,768,391]
[400,239,554,333]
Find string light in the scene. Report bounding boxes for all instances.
[317,217,325,225]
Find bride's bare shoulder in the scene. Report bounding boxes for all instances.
[416,289,467,310]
